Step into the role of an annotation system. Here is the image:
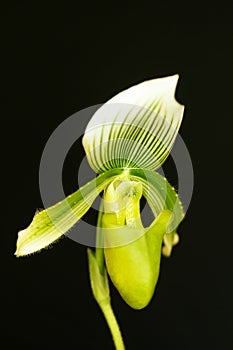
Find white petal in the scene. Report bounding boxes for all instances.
[83,75,184,173]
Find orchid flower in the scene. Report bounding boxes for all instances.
[15,75,185,350]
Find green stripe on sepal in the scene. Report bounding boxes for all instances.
[83,75,184,173]
[15,168,124,256]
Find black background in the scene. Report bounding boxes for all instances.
[1,2,232,349]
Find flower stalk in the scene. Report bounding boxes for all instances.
[87,199,125,349]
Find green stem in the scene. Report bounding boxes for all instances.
[95,200,105,275]
[95,247,105,275]
[98,300,125,350]
[87,198,126,349]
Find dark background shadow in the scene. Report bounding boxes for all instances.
[1,2,232,349]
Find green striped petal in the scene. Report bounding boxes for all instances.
[129,168,184,255]
[15,169,123,256]
[83,75,184,173]
[129,168,184,232]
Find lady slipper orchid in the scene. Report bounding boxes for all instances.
[15,75,185,350]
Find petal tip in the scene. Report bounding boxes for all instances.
[14,237,28,257]
[15,228,39,257]
[170,74,185,109]
[163,74,180,97]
